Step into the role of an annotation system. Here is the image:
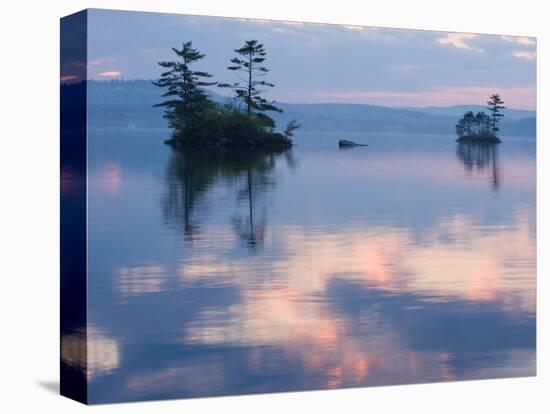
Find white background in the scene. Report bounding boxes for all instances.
[0,0,547,412]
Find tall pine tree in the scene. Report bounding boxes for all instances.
[486,94,505,137]
[153,41,216,137]
[219,40,282,128]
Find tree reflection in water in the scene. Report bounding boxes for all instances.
[456,142,501,190]
[162,148,294,248]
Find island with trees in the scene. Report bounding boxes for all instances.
[153,40,298,150]
[455,94,505,143]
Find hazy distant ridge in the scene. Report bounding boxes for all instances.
[86,80,535,136]
[400,105,534,120]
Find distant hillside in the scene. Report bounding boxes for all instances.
[272,103,456,135]
[87,80,536,137]
[400,105,535,120]
[87,80,166,128]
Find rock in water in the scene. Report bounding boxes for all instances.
[339,139,367,148]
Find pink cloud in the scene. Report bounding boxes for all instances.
[314,85,536,109]
[97,71,122,78]
[436,33,482,51]
[502,36,536,46]
[512,50,536,61]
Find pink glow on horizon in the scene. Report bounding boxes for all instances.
[314,85,536,109]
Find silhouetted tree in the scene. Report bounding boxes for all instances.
[474,111,491,135]
[219,40,282,128]
[283,120,300,138]
[486,94,506,137]
[455,117,466,138]
[153,41,216,137]
[457,111,476,137]
[456,110,493,140]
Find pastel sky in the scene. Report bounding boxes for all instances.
[86,9,536,109]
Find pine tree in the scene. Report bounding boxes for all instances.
[153,41,216,137]
[219,40,282,128]
[474,111,491,136]
[486,94,506,137]
[456,117,466,138]
[284,120,300,138]
[463,111,475,136]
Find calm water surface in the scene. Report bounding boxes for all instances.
[80,129,535,403]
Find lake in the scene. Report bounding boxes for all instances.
[83,129,536,403]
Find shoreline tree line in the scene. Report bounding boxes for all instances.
[153,40,298,150]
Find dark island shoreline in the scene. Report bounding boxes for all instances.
[163,131,293,151]
[456,135,502,144]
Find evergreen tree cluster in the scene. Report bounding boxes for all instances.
[455,94,505,143]
[455,111,491,138]
[153,40,297,150]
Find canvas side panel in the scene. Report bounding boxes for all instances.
[60,10,88,405]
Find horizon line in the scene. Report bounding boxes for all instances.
[63,78,536,111]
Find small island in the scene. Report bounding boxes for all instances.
[153,40,298,150]
[455,94,506,144]
[339,139,367,148]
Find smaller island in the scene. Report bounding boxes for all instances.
[455,94,505,144]
[338,139,367,148]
